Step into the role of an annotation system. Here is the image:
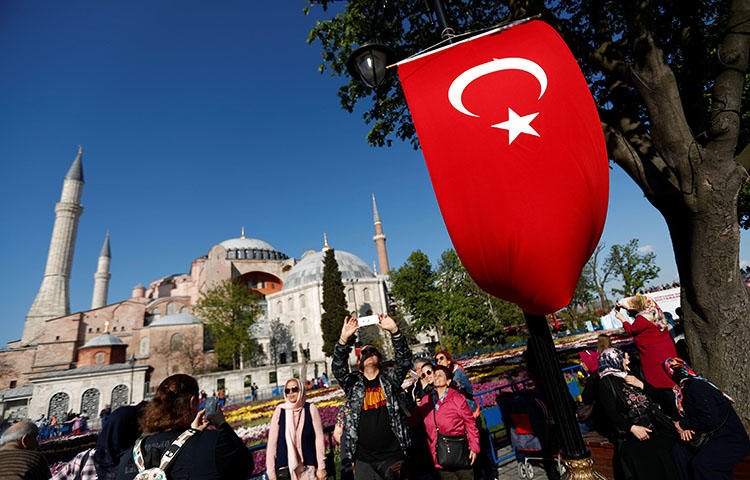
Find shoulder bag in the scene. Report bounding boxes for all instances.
[432,403,470,469]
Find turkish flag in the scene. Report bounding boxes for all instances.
[398,20,608,315]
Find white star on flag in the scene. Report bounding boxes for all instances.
[491,108,540,144]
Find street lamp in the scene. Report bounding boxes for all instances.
[347,43,391,89]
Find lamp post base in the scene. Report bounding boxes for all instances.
[561,456,608,480]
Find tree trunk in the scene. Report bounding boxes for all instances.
[659,164,750,426]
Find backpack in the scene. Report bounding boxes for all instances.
[132,428,198,480]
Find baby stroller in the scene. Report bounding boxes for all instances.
[499,389,564,479]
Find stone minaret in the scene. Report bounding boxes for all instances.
[372,194,390,275]
[91,231,111,309]
[23,147,85,345]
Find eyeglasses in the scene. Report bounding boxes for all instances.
[284,386,300,394]
[420,369,433,378]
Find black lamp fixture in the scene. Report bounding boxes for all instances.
[346,43,392,89]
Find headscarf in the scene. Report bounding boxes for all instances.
[578,350,599,373]
[597,348,628,379]
[93,403,143,476]
[631,294,668,330]
[280,379,307,480]
[663,357,734,416]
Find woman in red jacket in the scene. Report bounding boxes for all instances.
[615,295,677,415]
[418,365,480,480]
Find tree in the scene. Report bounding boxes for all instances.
[306,0,750,422]
[606,239,661,297]
[563,267,597,328]
[195,279,263,370]
[320,248,349,356]
[269,319,295,385]
[388,250,440,334]
[584,244,616,311]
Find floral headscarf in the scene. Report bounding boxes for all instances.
[663,357,734,416]
[597,348,628,379]
[631,294,668,330]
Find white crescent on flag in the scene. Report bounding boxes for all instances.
[447,57,548,118]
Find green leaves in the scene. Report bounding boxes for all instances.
[321,249,348,356]
[195,279,263,370]
[389,248,524,351]
[605,239,660,297]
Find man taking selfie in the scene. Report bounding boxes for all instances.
[333,314,413,480]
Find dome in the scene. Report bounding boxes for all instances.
[283,250,375,290]
[149,313,202,327]
[220,237,277,251]
[80,333,124,349]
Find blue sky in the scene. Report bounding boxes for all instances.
[1,1,747,347]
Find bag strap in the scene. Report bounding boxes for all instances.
[158,428,198,471]
[133,436,147,472]
[432,406,440,434]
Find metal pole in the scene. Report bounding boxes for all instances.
[432,0,455,41]
[524,312,605,479]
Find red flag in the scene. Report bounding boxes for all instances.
[398,20,608,315]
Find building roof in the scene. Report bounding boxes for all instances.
[282,249,375,290]
[65,149,84,182]
[219,237,277,252]
[80,333,125,349]
[31,363,148,381]
[149,312,202,327]
[100,231,111,257]
[1,385,33,400]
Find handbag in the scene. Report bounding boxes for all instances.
[683,406,730,453]
[432,406,470,469]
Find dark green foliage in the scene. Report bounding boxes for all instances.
[320,249,349,356]
[606,239,661,296]
[389,249,524,350]
[195,279,263,370]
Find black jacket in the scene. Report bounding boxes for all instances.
[115,423,250,480]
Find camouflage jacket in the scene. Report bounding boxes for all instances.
[332,332,413,461]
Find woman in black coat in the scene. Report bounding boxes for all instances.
[596,348,679,480]
[664,357,750,480]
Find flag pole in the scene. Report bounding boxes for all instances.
[524,312,606,479]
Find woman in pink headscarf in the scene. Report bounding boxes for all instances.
[266,379,326,480]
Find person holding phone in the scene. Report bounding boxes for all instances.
[333,314,413,480]
[266,379,327,480]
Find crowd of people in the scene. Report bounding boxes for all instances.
[578,295,750,479]
[0,307,747,480]
[32,409,91,439]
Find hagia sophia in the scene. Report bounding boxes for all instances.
[0,148,402,422]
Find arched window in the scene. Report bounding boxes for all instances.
[289,321,296,340]
[170,333,184,351]
[48,392,70,419]
[166,302,175,315]
[302,317,309,334]
[95,352,106,364]
[152,308,160,320]
[277,301,283,314]
[363,288,370,301]
[180,306,188,313]
[288,297,294,311]
[140,337,150,356]
[347,288,355,303]
[80,388,100,415]
[111,385,129,410]
[299,294,306,309]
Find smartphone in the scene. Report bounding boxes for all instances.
[204,396,217,415]
[357,315,379,327]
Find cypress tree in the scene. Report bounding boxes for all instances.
[320,248,348,356]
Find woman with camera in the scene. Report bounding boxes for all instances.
[614,295,678,415]
[266,378,326,480]
[417,365,479,480]
[116,374,249,480]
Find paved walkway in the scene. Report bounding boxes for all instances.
[493,445,555,480]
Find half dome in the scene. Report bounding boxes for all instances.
[149,313,202,327]
[80,333,124,349]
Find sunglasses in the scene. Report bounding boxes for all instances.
[435,355,446,361]
[420,369,433,378]
[284,386,300,394]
